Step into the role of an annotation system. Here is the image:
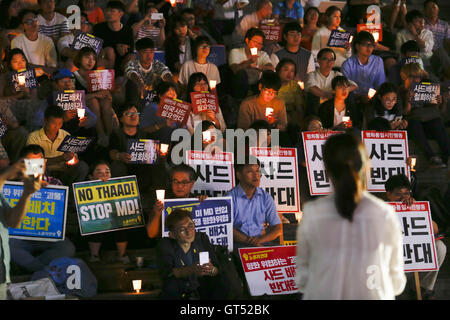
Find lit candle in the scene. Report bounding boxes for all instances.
[410,157,416,168]
[77,108,85,119]
[202,130,211,143]
[160,143,169,156]
[18,75,26,86]
[295,212,302,222]
[265,107,274,117]
[349,35,353,43]
[250,47,258,56]
[66,156,78,166]
[342,116,350,122]
[373,32,379,42]
[368,88,377,99]
[132,280,142,293]
[156,189,165,201]
[209,80,217,90]
[298,81,304,90]
[169,0,176,6]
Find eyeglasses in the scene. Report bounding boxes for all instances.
[176,223,195,235]
[124,112,140,117]
[171,179,192,186]
[23,17,37,25]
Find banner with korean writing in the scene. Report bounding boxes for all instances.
[5,181,68,242]
[185,150,235,197]
[10,68,38,92]
[326,29,352,48]
[357,23,382,42]
[57,136,94,153]
[239,246,297,296]
[53,90,86,111]
[250,147,300,213]
[190,91,219,114]
[73,175,144,235]
[71,32,104,54]
[362,130,410,192]
[259,23,283,42]
[126,138,159,164]
[412,81,440,104]
[302,131,340,195]
[87,69,115,92]
[388,201,438,272]
[162,197,233,251]
[157,97,191,125]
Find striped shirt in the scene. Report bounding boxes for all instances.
[425,18,450,51]
[38,12,69,40]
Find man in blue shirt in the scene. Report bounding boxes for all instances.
[226,156,282,249]
[342,31,386,105]
[273,0,304,26]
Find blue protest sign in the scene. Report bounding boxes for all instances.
[5,181,68,241]
[207,44,226,66]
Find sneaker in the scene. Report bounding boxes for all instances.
[429,156,446,168]
[117,254,131,264]
[89,255,101,262]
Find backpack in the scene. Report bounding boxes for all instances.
[213,245,245,299]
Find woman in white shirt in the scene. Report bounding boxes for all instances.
[296,133,406,299]
[311,6,351,68]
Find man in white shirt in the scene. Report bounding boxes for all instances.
[12,9,57,72]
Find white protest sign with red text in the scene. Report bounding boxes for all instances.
[388,201,438,272]
[259,22,283,42]
[239,246,297,296]
[87,69,115,92]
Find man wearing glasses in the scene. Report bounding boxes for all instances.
[342,30,386,105]
[11,9,57,74]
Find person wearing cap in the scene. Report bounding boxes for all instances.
[124,37,173,107]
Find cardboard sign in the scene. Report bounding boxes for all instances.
[250,147,301,213]
[126,138,159,164]
[53,90,86,111]
[86,69,115,92]
[207,44,226,66]
[157,97,191,125]
[57,136,94,153]
[73,176,144,235]
[302,131,340,196]
[190,91,219,114]
[362,130,410,192]
[259,23,283,42]
[412,82,440,104]
[185,150,235,197]
[10,68,38,92]
[5,182,68,242]
[357,23,382,42]
[239,246,297,296]
[388,201,438,272]
[162,197,234,251]
[326,29,352,48]
[70,32,104,54]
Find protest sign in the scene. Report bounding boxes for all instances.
[302,131,340,195]
[142,90,157,105]
[259,22,283,42]
[10,68,38,92]
[5,181,68,241]
[250,147,300,213]
[357,23,382,42]
[190,91,219,114]
[402,56,422,66]
[412,81,440,104]
[70,32,103,54]
[185,150,235,197]
[162,197,233,251]
[57,136,94,153]
[86,69,115,92]
[73,176,144,235]
[388,201,438,272]
[207,44,226,66]
[326,29,352,48]
[157,97,191,125]
[362,130,410,192]
[238,246,297,296]
[127,138,159,164]
[53,90,86,111]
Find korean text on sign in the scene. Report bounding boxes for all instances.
[259,23,282,42]
[412,82,440,104]
[10,69,38,92]
[71,32,104,54]
[87,69,115,92]
[326,29,352,48]
[190,91,219,114]
[127,139,159,164]
[388,201,438,272]
[157,97,191,125]
[239,246,297,296]
[362,130,410,192]
[57,136,94,154]
[5,182,68,241]
[53,90,86,111]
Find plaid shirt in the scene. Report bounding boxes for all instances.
[425,18,450,50]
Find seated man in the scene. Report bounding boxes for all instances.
[37,0,70,44]
[226,155,282,250]
[237,70,287,131]
[388,40,424,87]
[229,27,275,100]
[124,37,173,107]
[273,0,304,26]
[156,209,228,300]
[385,174,447,300]
[26,105,89,186]
[9,144,76,273]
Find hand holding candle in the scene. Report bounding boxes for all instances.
[132,280,142,293]
[156,189,165,201]
[250,47,258,56]
[209,80,217,90]
[160,143,169,156]
[202,130,211,143]
[368,88,376,99]
[298,81,304,90]
[77,108,86,119]
[18,75,26,86]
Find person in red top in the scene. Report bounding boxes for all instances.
[78,0,105,25]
